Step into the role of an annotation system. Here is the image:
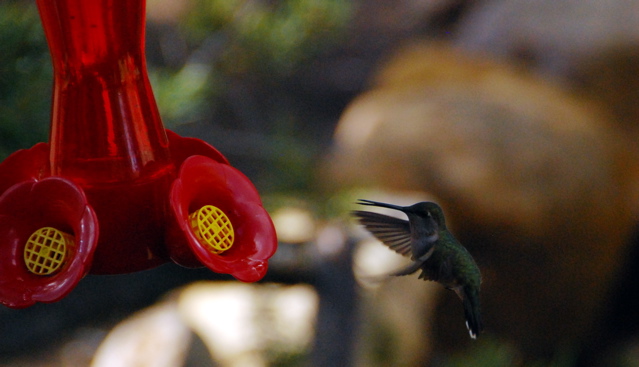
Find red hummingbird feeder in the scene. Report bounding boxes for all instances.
[0,0,277,309]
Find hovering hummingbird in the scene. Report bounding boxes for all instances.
[353,199,483,339]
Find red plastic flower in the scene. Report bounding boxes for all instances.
[168,155,277,282]
[0,177,98,308]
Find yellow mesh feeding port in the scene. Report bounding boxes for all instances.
[189,205,234,254]
[24,227,73,276]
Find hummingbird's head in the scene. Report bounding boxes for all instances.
[405,202,446,228]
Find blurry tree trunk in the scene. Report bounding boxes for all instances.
[311,236,358,367]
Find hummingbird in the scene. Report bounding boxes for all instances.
[353,199,483,339]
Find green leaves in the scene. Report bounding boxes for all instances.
[0,1,51,160]
[183,0,352,75]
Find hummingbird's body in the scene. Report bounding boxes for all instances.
[353,199,483,339]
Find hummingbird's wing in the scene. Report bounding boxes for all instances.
[352,210,412,256]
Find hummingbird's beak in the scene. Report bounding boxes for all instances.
[356,199,406,212]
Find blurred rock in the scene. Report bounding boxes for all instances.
[454,0,639,78]
[324,42,639,362]
[271,206,317,244]
[92,300,192,367]
[568,43,639,153]
[566,44,639,365]
[88,282,318,367]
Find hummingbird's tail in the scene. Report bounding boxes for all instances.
[459,286,483,339]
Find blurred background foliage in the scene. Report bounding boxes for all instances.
[181,0,351,75]
[0,1,50,160]
[148,0,354,196]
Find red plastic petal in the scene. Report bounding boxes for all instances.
[0,143,50,196]
[0,177,98,308]
[168,156,277,282]
[166,129,229,166]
